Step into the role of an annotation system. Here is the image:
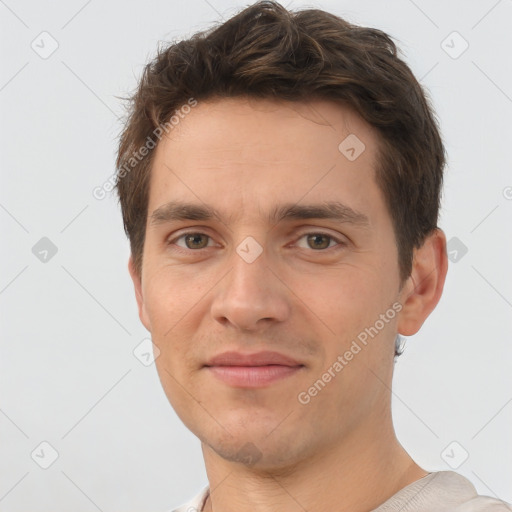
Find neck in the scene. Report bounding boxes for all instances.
[200,419,428,512]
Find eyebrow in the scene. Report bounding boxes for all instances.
[149,200,370,228]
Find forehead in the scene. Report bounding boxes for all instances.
[147,97,383,224]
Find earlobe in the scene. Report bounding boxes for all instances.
[128,256,151,331]
[396,229,448,336]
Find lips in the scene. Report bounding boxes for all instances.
[204,351,304,388]
[204,350,303,368]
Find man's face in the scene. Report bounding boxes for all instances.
[131,97,409,469]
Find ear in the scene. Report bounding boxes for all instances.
[397,228,448,336]
[128,255,151,331]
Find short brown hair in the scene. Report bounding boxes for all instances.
[115,0,445,286]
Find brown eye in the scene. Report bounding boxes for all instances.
[184,233,209,249]
[306,234,332,250]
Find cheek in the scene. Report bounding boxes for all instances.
[142,273,182,356]
[143,264,196,323]
[142,266,211,364]
[306,266,397,361]
[312,269,375,330]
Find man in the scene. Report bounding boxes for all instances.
[114,1,512,511]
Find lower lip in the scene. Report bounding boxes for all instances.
[206,365,303,387]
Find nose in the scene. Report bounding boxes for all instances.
[210,242,290,332]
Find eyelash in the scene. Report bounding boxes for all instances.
[166,231,347,254]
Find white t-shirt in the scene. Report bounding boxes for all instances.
[169,471,512,512]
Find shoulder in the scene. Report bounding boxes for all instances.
[166,485,210,512]
[452,496,512,512]
[374,471,512,512]
[423,472,512,512]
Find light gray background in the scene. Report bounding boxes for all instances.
[1,0,511,510]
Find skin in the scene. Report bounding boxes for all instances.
[128,97,448,512]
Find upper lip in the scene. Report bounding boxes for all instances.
[205,351,303,367]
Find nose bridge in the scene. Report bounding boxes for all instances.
[230,237,269,294]
[210,236,289,330]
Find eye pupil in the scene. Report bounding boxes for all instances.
[185,234,208,249]
[307,234,330,250]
